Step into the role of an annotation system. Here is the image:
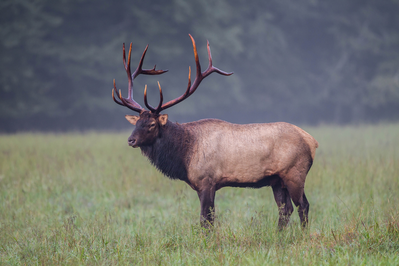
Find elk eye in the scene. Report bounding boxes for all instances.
[148,123,156,131]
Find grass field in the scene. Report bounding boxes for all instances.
[1,124,399,265]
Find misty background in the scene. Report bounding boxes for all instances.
[1,0,399,132]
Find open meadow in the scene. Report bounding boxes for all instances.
[0,124,398,265]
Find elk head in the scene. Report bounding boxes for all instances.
[112,34,232,148]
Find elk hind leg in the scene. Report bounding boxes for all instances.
[286,183,309,228]
[300,192,310,227]
[272,183,294,230]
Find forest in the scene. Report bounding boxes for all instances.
[1,0,399,131]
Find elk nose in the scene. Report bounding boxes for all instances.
[127,138,136,147]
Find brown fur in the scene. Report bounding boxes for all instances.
[126,112,318,229]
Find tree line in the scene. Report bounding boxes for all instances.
[1,0,399,132]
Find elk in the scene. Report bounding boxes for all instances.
[112,35,318,229]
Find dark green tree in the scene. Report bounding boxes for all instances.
[1,0,399,131]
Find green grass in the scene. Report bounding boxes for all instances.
[1,124,399,265]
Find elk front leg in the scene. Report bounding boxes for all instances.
[197,187,216,228]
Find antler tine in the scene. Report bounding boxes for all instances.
[191,35,202,81]
[122,43,133,100]
[132,45,148,80]
[155,81,164,112]
[155,34,233,113]
[144,82,164,113]
[203,40,233,78]
[133,45,169,78]
[143,85,154,112]
[112,81,124,106]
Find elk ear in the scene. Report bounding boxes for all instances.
[125,115,140,125]
[158,114,168,126]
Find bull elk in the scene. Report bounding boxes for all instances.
[112,35,318,229]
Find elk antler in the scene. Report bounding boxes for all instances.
[147,34,233,114]
[112,43,168,113]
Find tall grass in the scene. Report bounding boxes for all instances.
[1,124,398,265]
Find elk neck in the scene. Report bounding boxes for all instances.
[140,120,194,181]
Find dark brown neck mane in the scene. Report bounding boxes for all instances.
[140,121,194,181]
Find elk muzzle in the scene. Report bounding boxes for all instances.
[127,136,138,148]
